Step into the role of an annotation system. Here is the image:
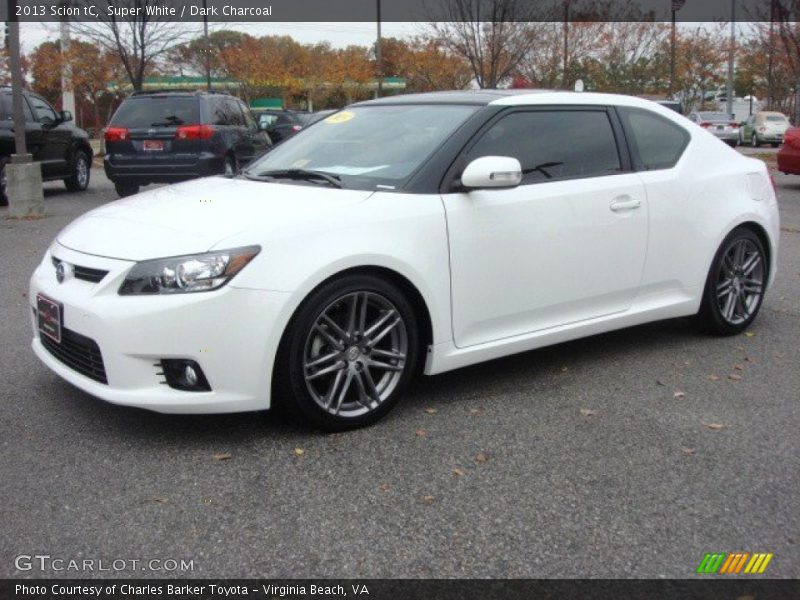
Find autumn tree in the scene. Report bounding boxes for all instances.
[426,0,546,88]
[671,25,728,113]
[72,0,192,91]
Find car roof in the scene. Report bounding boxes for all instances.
[354,89,684,113]
[757,111,787,118]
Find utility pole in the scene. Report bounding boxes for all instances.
[60,6,75,119]
[203,0,211,89]
[669,9,677,97]
[562,0,570,89]
[5,0,44,216]
[726,0,736,118]
[767,0,775,109]
[375,0,383,98]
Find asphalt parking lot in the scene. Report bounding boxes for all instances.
[1,163,798,579]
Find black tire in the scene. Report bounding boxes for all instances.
[114,182,140,197]
[751,134,759,148]
[223,155,236,177]
[695,228,767,336]
[64,150,91,192]
[772,143,780,148]
[276,274,420,431]
[0,160,7,207]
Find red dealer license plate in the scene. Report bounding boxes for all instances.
[37,293,62,344]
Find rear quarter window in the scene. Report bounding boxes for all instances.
[618,107,690,171]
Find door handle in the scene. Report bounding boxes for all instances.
[610,198,642,212]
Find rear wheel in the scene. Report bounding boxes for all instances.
[64,150,91,192]
[0,161,7,207]
[696,228,767,336]
[751,134,759,148]
[772,142,780,148]
[223,155,236,177]
[114,182,140,197]
[277,275,419,431]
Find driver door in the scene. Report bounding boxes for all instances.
[442,107,648,348]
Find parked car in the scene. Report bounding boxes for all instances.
[0,86,93,206]
[777,127,800,174]
[104,90,272,197]
[687,111,740,146]
[30,91,778,431]
[740,111,790,147]
[252,109,305,143]
[298,109,337,127]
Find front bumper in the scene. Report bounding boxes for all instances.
[30,243,290,414]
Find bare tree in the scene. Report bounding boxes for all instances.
[72,0,194,91]
[426,0,551,89]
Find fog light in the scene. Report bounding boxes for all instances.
[160,359,211,392]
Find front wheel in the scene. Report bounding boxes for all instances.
[696,228,767,336]
[277,275,419,431]
[751,134,759,148]
[114,182,139,197]
[64,150,91,192]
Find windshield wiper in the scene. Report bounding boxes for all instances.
[247,168,343,188]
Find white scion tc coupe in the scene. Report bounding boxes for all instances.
[30,90,779,430]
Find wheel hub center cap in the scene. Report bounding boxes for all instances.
[346,346,361,361]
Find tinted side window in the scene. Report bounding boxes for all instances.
[619,107,689,171]
[224,98,245,127]
[239,102,257,129]
[208,97,230,126]
[29,95,58,124]
[467,110,621,184]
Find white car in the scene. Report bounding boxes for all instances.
[30,91,780,430]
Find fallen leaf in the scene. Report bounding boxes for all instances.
[469,408,483,416]
[702,422,728,430]
[474,453,489,463]
[580,408,597,417]
[680,447,696,455]
[424,408,437,415]
[745,331,756,338]
[744,356,753,362]
[673,391,686,399]
[734,364,745,371]
[380,483,390,492]
[452,468,465,477]
[153,496,168,503]
[212,452,232,461]
[707,375,720,381]
[729,373,743,381]
[560,366,569,373]
[656,379,667,386]
[422,495,435,503]
[415,428,427,437]
[293,447,305,457]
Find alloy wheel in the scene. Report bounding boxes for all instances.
[302,291,408,418]
[76,155,89,188]
[715,238,765,326]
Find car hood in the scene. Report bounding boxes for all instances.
[57,177,374,261]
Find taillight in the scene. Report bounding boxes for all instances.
[291,125,303,132]
[700,122,712,128]
[785,128,800,149]
[104,127,129,142]
[175,124,215,140]
[730,122,739,128]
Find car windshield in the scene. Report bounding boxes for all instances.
[244,104,479,190]
[110,97,199,128]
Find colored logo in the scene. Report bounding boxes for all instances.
[696,552,773,574]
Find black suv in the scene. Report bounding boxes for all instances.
[104,90,272,197]
[0,87,93,206]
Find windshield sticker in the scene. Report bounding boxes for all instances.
[315,165,388,175]
[292,159,312,168]
[324,111,355,124]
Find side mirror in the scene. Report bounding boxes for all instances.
[461,156,522,190]
[60,110,73,123]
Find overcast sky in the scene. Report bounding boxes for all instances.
[20,21,421,54]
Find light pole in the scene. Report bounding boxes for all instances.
[60,2,75,119]
[375,0,383,98]
[726,0,736,118]
[5,0,44,217]
[203,0,211,90]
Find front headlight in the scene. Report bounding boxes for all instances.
[118,246,260,295]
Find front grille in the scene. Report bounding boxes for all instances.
[40,327,108,384]
[52,257,109,284]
